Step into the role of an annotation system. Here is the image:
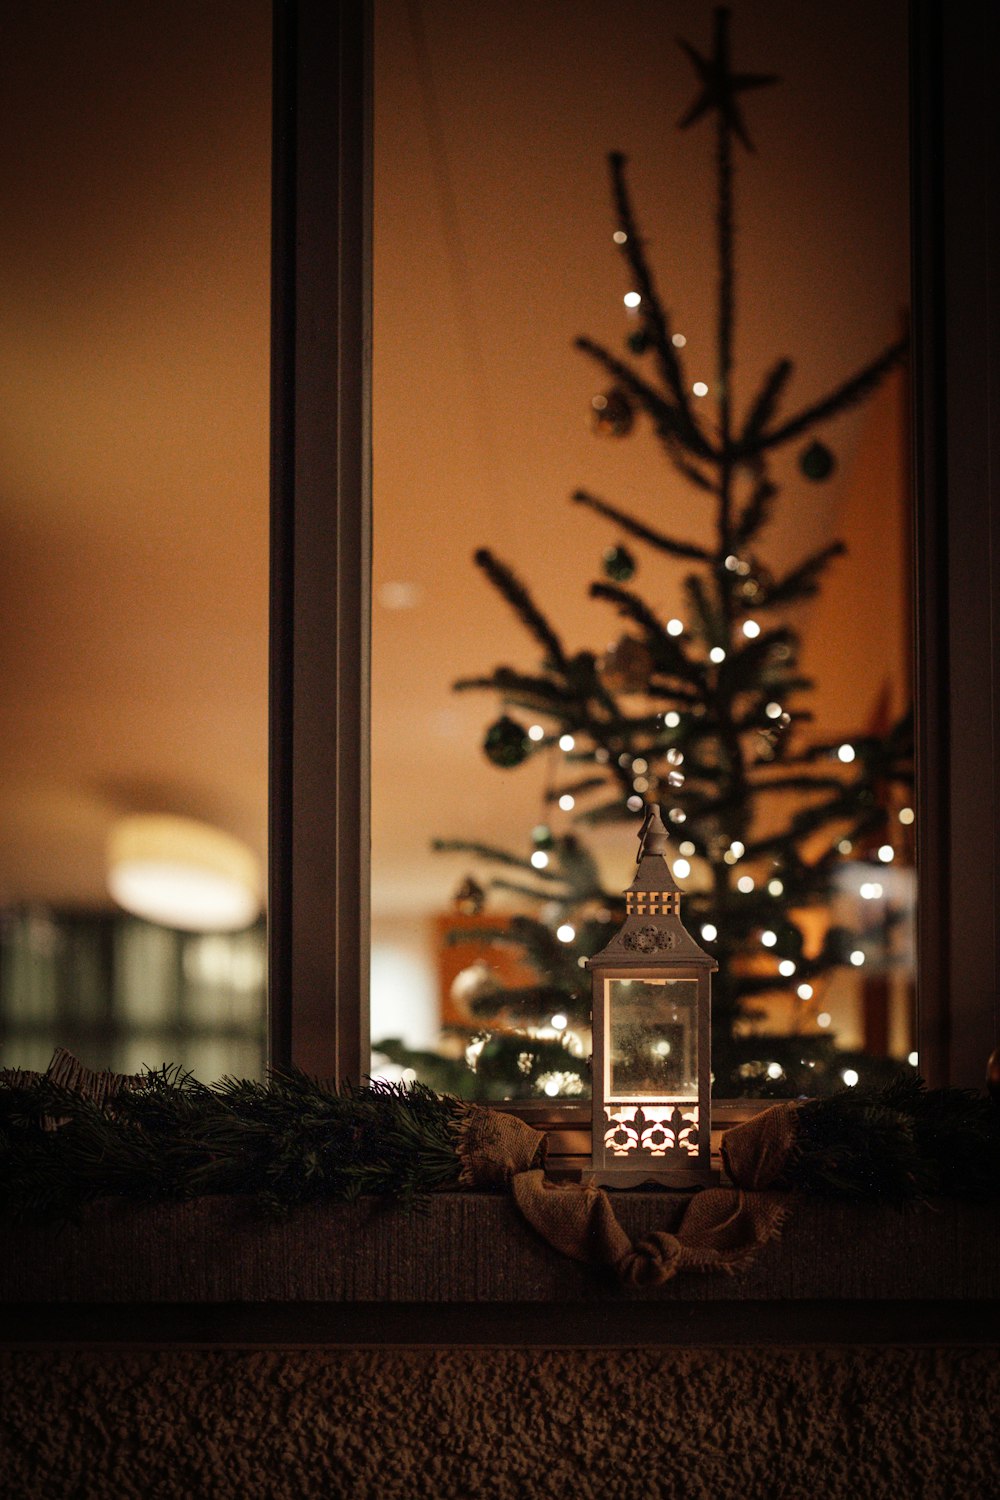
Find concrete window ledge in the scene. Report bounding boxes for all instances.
[2,1193,999,1346]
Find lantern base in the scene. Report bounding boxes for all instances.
[590,1163,720,1190]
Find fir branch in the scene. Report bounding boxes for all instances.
[738,358,794,448]
[489,878,564,902]
[572,489,710,560]
[751,337,908,456]
[575,336,717,463]
[431,839,540,870]
[732,477,778,548]
[683,572,723,643]
[758,541,846,608]
[607,151,694,419]
[473,549,567,670]
[543,776,608,803]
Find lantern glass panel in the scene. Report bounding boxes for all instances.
[605,977,698,1100]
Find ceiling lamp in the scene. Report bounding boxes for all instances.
[107,815,262,932]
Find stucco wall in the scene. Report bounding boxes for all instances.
[2,1346,996,1499]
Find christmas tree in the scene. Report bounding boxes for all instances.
[379,8,912,1102]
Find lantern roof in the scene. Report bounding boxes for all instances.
[628,804,682,895]
[587,804,717,971]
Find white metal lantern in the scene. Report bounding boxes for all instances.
[587,805,717,1186]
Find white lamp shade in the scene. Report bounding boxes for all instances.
[107,815,262,932]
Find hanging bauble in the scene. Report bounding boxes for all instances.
[626,328,650,355]
[483,715,530,768]
[799,440,836,482]
[450,960,500,1018]
[590,387,634,438]
[598,635,654,694]
[602,543,636,583]
[453,875,486,916]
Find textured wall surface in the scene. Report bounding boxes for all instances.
[1,1346,997,1500]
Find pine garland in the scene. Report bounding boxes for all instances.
[0,1068,464,1225]
[0,1067,997,1226]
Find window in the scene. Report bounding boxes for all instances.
[271,0,999,1095]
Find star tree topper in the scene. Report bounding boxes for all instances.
[677,6,779,152]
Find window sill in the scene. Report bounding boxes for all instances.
[2,1192,999,1345]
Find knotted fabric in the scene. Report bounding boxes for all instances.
[458,1101,797,1285]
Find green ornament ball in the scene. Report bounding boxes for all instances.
[602,544,636,583]
[800,440,836,482]
[483,715,530,769]
[531,823,555,849]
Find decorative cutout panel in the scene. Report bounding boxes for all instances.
[604,1102,699,1157]
[621,925,678,953]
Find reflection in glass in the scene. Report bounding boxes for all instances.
[0,2,271,1082]
[606,979,698,1100]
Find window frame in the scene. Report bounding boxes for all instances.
[269,0,999,1092]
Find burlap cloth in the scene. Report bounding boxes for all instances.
[455,1102,797,1287]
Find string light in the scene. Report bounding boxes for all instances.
[730,840,745,857]
[765,702,782,719]
[837,744,856,764]
[558,733,576,751]
[679,840,695,857]
[528,724,545,742]
[877,845,894,863]
[724,555,740,571]
[551,1013,568,1030]
[766,1062,783,1080]
[556,923,576,943]
[668,808,686,823]
[797,983,813,1000]
[737,875,755,894]
[626,794,643,812]
[623,291,642,308]
[612,230,628,245]
[666,771,685,789]
[664,711,681,727]
[558,794,575,811]
[767,878,783,896]
[849,949,865,967]
[701,923,717,941]
[842,1069,859,1088]
[673,858,692,879]
[742,620,761,639]
[899,806,915,825]
[859,882,883,900]
[666,748,684,766]
[692,381,709,397]
[817,1011,832,1028]
[761,930,777,947]
[632,757,648,773]
[530,850,550,870]
[666,619,684,637]
[778,959,796,977]
[632,776,649,792]
[837,839,853,855]
[908,1050,918,1067]
[671,333,686,347]
[709,647,726,664]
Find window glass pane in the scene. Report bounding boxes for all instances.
[606,978,698,1099]
[0,2,271,1083]
[371,0,913,1101]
